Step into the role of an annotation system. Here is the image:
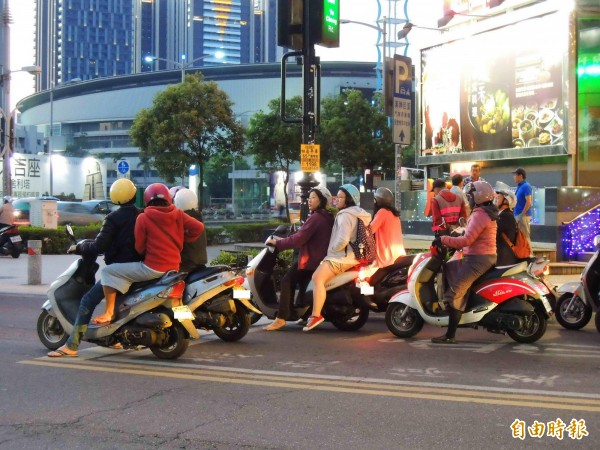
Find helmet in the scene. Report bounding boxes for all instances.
[144,183,172,205]
[339,183,360,206]
[310,186,332,208]
[3,195,13,203]
[466,180,495,206]
[169,185,186,199]
[494,181,517,209]
[374,187,394,208]
[173,188,198,211]
[109,179,137,205]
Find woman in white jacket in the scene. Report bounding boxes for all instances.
[303,184,372,331]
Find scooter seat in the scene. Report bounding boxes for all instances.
[185,265,232,284]
[369,255,415,286]
[129,271,186,293]
[477,261,528,282]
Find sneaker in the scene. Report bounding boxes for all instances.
[431,335,457,344]
[303,315,324,332]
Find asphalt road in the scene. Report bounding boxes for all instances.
[1,293,599,449]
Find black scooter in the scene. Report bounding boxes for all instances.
[0,224,24,258]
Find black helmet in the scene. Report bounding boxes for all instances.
[374,187,394,208]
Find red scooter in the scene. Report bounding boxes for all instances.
[385,240,554,343]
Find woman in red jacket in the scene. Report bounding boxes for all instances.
[93,183,204,325]
[263,187,334,331]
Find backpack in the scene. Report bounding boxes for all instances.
[502,225,531,259]
[349,218,376,264]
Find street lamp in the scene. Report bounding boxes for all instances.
[397,22,442,40]
[143,51,225,82]
[1,65,42,196]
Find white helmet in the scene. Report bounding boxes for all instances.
[3,196,13,204]
[310,187,332,208]
[169,185,186,199]
[494,181,516,209]
[173,188,198,211]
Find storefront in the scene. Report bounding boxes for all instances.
[401,0,600,256]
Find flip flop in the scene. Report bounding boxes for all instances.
[47,349,78,358]
[91,315,114,325]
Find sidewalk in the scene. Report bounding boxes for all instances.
[0,237,578,297]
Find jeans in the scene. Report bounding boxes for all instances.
[65,281,105,351]
[277,262,313,320]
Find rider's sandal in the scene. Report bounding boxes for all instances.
[47,348,78,358]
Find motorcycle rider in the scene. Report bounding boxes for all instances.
[263,187,334,331]
[431,178,467,234]
[48,179,142,357]
[370,187,406,268]
[304,184,371,332]
[0,196,15,228]
[494,181,519,266]
[93,183,204,326]
[171,188,208,272]
[431,181,498,344]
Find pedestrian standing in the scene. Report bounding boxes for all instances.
[513,167,533,256]
[449,173,470,215]
[462,163,485,186]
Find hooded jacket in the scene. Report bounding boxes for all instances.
[325,205,372,265]
[432,189,467,231]
[441,205,497,256]
[135,204,204,272]
[77,202,141,265]
[274,208,334,270]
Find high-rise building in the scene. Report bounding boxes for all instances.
[37,0,282,88]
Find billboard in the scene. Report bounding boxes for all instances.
[420,13,565,156]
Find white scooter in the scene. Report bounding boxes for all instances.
[37,226,199,360]
[554,234,600,332]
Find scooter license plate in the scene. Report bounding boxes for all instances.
[233,288,251,299]
[10,236,22,243]
[172,305,193,320]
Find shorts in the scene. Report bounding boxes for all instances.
[100,262,164,294]
[324,260,357,276]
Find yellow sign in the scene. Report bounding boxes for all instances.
[300,144,320,173]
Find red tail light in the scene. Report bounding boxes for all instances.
[167,281,186,299]
[224,276,245,287]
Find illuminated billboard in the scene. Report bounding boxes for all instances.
[420,13,566,156]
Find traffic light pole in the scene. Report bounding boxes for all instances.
[297,0,320,222]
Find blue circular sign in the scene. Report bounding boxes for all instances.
[117,160,130,174]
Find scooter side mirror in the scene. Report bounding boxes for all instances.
[65,224,76,243]
[273,225,289,237]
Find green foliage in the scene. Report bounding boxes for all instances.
[210,248,294,289]
[129,74,245,209]
[19,225,102,254]
[246,97,303,223]
[320,89,394,176]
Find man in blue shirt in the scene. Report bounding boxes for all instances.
[513,167,533,255]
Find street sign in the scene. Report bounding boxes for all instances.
[300,144,320,172]
[117,159,130,178]
[393,55,412,145]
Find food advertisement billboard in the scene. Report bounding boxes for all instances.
[421,13,565,156]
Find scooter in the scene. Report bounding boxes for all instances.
[554,235,600,332]
[37,226,199,360]
[0,224,24,258]
[385,240,554,343]
[245,227,376,332]
[183,263,261,342]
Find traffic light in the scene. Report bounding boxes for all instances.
[277,0,340,50]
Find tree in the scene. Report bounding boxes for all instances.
[64,133,91,157]
[137,154,153,187]
[319,90,394,181]
[129,74,245,208]
[246,97,303,222]
[204,154,249,201]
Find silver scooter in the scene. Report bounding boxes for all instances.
[555,235,600,332]
[37,226,199,360]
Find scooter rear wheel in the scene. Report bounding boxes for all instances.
[555,293,592,330]
[385,303,424,338]
[213,303,251,342]
[330,305,370,331]
[150,322,189,360]
[37,310,68,350]
[507,307,547,343]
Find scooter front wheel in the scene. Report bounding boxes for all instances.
[330,305,370,332]
[385,303,424,338]
[555,293,592,330]
[37,310,68,350]
[150,322,189,360]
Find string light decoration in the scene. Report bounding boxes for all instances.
[562,206,600,259]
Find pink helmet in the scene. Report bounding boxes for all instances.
[144,183,172,205]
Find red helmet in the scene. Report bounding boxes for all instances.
[144,183,172,205]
